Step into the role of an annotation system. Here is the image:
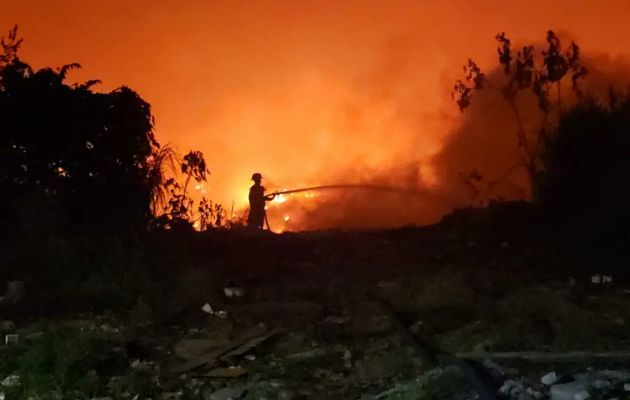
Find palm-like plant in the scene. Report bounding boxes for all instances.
[146,144,181,215]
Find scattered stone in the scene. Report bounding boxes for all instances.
[591,379,612,390]
[223,287,244,299]
[550,382,589,400]
[574,391,590,400]
[1,375,19,387]
[130,359,154,371]
[100,323,120,333]
[541,371,558,386]
[499,379,524,397]
[527,387,544,399]
[201,303,229,319]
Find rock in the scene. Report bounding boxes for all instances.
[100,323,120,333]
[591,379,612,390]
[223,287,244,299]
[499,380,524,397]
[574,391,590,400]
[550,382,589,400]
[541,371,558,386]
[1,375,19,387]
[208,387,245,400]
[3,281,25,304]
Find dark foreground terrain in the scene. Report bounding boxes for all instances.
[2,204,630,400]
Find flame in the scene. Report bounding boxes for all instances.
[9,1,630,230]
[272,193,288,204]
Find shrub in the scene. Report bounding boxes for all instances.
[537,93,630,231]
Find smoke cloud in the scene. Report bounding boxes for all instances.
[4,0,630,230]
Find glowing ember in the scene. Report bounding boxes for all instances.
[284,215,290,221]
[272,194,288,204]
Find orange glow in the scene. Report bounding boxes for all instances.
[5,1,630,229]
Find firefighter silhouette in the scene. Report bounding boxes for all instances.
[247,173,275,229]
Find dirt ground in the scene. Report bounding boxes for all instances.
[2,207,630,399]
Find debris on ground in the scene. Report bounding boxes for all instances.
[4,227,630,399]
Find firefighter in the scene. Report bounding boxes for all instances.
[247,173,275,229]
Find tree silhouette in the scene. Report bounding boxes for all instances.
[453,31,588,197]
[150,148,227,231]
[538,91,630,229]
[0,26,161,235]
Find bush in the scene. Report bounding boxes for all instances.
[0,27,159,237]
[537,93,630,232]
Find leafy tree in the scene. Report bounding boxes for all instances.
[537,91,630,229]
[0,26,161,235]
[453,31,588,196]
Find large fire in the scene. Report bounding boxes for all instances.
[5,1,630,231]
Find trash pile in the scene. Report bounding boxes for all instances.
[498,368,630,400]
[3,226,630,399]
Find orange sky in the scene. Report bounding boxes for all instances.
[3,0,630,228]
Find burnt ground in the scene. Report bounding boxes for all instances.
[2,205,630,399]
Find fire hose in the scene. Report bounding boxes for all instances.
[262,184,437,231]
[268,184,430,198]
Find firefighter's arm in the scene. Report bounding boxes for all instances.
[264,194,276,201]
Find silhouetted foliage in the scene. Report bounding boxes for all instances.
[453,30,588,196]
[151,149,226,231]
[537,91,630,230]
[0,26,160,235]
